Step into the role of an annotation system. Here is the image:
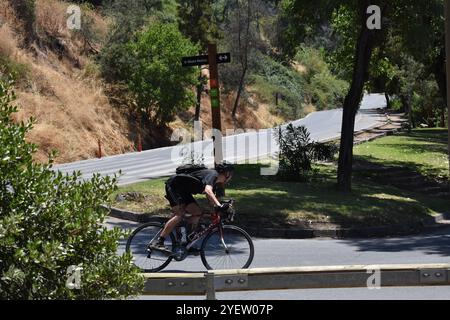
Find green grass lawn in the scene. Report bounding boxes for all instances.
[111,162,449,229]
[354,128,449,180]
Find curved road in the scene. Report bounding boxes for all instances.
[53,94,387,185]
[107,217,450,300]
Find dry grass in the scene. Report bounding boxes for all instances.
[35,0,68,37]
[15,62,132,163]
[292,61,307,74]
[174,90,285,135]
[1,0,132,164]
[35,0,107,47]
[0,23,18,58]
[302,103,316,115]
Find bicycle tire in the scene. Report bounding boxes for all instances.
[125,221,175,272]
[200,225,254,270]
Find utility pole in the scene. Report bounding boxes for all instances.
[208,43,223,165]
[446,0,450,182]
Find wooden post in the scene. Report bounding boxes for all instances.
[138,133,142,152]
[208,43,223,165]
[97,139,102,158]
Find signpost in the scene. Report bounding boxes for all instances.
[181,45,231,165]
[181,52,231,67]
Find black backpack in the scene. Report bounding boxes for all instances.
[175,164,207,175]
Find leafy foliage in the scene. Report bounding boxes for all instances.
[295,46,348,110]
[250,52,305,119]
[125,22,199,125]
[177,0,220,50]
[0,81,144,299]
[98,0,169,82]
[276,124,337,181]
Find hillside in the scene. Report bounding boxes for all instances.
[0,0,351,165]
[0,0,134,163]
[0,0,291,164]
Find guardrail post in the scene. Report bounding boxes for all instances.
[205,272,216,300]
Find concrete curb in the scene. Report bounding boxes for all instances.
[106,206,449,239]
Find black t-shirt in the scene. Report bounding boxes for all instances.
[170,169,219,194]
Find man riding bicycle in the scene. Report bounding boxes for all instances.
[150,161,235,253]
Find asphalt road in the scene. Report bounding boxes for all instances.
[106,217,450,300]
[53,94,387,185]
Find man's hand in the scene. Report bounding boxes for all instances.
[215,203,230,212]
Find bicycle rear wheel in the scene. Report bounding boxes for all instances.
[125,222,175,272]
[200,225,254,270]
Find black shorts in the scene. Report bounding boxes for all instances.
[165,178,197,207]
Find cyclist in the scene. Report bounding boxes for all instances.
[150,161,235,253]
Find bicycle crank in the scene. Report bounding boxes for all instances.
[171,245,188,261]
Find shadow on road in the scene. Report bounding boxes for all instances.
[342,226,450,257]
[105,218,138,230]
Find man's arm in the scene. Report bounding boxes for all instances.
[204,185,221,207]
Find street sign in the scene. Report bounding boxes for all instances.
[216,52,231,64]
[181,55,209,67]
[181,53,231,67]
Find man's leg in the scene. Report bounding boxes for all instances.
[185,202,202,255]
[159,204,185,239]
[185,202,202,233]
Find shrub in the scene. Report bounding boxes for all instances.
[98,0,169,83]
[294,46,348,110]
[251,52,306,119]
[0,56,30,83]
[276,124,338,181]
[0,81,144,299]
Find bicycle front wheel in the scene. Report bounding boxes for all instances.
[126,222,175,272]
[200,225,254,270]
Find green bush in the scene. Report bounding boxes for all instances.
[276,124,338,181]
[251,53,305,119]
[125,22,199,125]
[98,0,173,83]
[0,81,144,299]
[295,46,348,110]
[0,57,30,83]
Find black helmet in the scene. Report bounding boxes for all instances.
[215,161,235,173]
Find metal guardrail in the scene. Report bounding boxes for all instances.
[143,263,450,299]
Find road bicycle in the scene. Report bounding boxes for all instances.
[125,199,254,272]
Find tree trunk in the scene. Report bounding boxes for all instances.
[232,0,251,121]
[232,65,248,119]
[432,46,447,128]
[337,0,376,192]
[194,73,202,122]
[385,92,390,110]
[441,106,446,128]
[400,94,413,132]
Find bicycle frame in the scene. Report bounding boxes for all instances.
[185,212,222,250]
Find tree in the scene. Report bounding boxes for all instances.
[177,0,219,121]
[282,0,383,192]
[0,80,144,299]
[125,22,199,125]
[216,0,268,124]
[178,0,220,51]
[98,0,168,82]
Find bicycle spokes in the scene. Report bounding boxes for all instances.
[201,225,254,270]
